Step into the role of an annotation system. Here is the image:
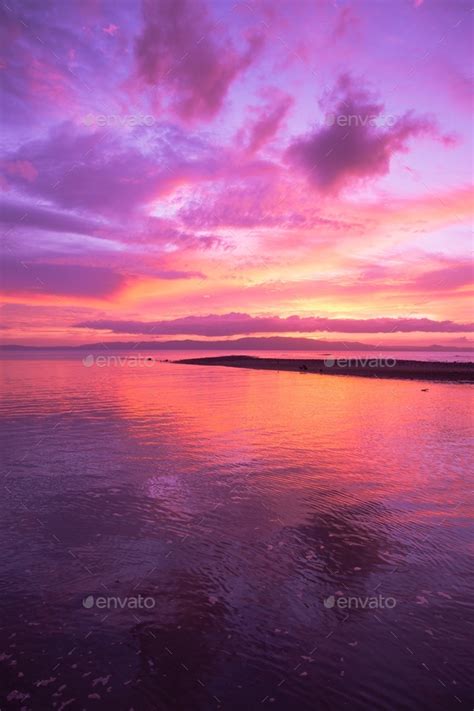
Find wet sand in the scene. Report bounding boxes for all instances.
[176,355,474,382]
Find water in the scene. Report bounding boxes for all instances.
[4,347,474,362]
[0,354,473,710]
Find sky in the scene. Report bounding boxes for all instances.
[0,0,473,347]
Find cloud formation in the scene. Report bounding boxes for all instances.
[2,122,227,218]
[135,0,264,121]
[75,313,473,336]
[287,75,450,193]
[412,262,474,291]
[0,199,101,236]
[1,0,472,346]
[240,92,293,154]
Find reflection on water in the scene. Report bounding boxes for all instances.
[0,355,472,709]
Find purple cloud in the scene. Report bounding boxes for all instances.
[287,75,449,193]
[135,0,264,121]
[242,92,293,154]
[412,262,474,291]
[0,258,125,297]
[2,122,226,218]
[0,199,101,236]
[2,123,163,217]
[75,312,474,336]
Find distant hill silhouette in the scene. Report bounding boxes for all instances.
[1,336,473,352]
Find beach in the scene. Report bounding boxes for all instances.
[176,355,474,382]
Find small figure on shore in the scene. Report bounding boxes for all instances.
[299,364,308,373]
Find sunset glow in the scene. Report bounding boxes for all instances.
[1,0,473,346]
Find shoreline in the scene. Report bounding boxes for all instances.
[175,355,474,383]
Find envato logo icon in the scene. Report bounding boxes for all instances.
[82,113,155,128]
[324,113,396,128]
[82,354,155,368]
[82,594,155,610]
[323,594,397,610]
[324,357,397,368]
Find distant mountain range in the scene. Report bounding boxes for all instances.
[1,336,473,352]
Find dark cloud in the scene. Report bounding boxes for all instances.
[2,122,225,217]
[75,312,474,336]
[135,0,264,121]
[0,198,101,236]
[287,75,449,193]
[2,124,159,216]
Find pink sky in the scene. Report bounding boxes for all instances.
[0,0,473,346]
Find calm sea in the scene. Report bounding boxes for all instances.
[0,352,473,709]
